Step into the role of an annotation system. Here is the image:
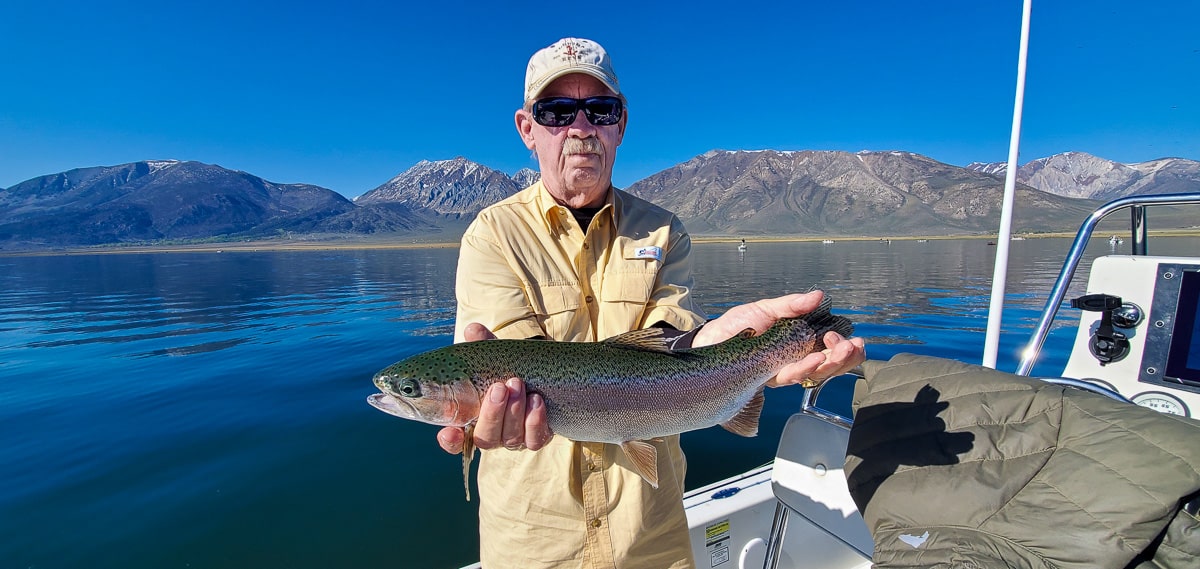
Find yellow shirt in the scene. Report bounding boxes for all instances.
[455,181,707,569]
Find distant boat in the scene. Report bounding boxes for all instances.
[1012,236,1027,241]
[1109,235,1124,246]
[916,239,929,243]
[821,239,835,244]
[738,239,747,252]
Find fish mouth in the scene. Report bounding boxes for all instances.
[367,392,420,420]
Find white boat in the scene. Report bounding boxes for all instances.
[821,239,835,244]
[679,192,1200,568]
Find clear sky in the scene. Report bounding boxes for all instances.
[2,1,1196,198]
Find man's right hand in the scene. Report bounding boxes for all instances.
[436,322,554,454]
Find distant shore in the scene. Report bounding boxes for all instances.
[5,229,1199,257]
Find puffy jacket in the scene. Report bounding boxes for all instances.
[845,354,1200,568]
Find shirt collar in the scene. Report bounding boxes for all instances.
[534,180,618,234]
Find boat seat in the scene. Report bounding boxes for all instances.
[763,412,874,568]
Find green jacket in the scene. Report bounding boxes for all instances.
[845,354,1200,568]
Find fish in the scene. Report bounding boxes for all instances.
[367,297,853,500]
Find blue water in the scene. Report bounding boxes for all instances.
[2,237,1196,568]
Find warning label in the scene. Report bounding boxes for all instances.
[705,519,731,567]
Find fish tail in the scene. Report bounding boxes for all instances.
[801,296,855,350]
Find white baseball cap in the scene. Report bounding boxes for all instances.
[524,37,621,103]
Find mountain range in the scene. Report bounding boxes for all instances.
[2,151,1197,249]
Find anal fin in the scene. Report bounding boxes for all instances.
[720,386,764,437]
[620,440,660,488]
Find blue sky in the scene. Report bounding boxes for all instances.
[2,1,1196,198]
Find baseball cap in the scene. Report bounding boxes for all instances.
[524,38,621,103]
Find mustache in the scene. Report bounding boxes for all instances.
[563,137,604,156]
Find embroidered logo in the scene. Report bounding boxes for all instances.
[632,246,662,261]
[898,531,930,549]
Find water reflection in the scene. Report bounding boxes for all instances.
[1,236,1198,569]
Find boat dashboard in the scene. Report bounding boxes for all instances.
[1062,255,1200,417]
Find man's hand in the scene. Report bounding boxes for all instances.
[693,291,866,388]
[436,322,554,455]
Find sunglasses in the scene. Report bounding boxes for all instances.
[531,96,624,127]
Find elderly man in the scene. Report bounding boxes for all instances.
[436,37,866,569]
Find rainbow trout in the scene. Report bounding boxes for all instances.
[367,298,852,500]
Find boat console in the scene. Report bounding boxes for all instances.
[1062,256,1200,417]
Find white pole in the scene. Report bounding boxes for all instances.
[982,0,1033,369]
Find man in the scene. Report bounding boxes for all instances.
[437,37,866,568]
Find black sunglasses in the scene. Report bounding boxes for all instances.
[531,96,624,127]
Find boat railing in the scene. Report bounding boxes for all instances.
[799,370,857,428]
[1015,192,1200,376]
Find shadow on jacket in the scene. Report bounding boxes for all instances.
[845,353,1200,569]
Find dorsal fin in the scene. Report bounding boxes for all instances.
[620,440,660,488]
[720,387,765,437]
[601,328,675,354]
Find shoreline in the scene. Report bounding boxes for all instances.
[5,229,1199,257]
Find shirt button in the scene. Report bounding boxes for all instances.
[590,518,602,528]
[582,242,590,250]
[585,295,594,303]
[588,462,599,471]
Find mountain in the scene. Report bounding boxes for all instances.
[626,150,1098,236]
[355,157,538,219]
[0,160,363,247]
[3,151,1194,250]
[966,152,1200,200]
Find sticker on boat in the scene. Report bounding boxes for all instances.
[705,519,731,567]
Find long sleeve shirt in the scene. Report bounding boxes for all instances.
[454,181,707,568]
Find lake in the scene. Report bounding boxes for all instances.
[3,236,1198,568]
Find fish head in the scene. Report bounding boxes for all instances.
[367,351,482,427]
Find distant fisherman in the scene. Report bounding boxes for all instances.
[425,38,865,569]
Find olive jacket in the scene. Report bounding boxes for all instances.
[845,354,1200,568]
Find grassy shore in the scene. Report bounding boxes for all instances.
[5,228,1198,257]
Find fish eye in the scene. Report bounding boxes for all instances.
[398,379,422,398]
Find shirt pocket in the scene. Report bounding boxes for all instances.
[527,282,582,335]
[599,267,657,308]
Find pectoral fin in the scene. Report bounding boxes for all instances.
[462,422,477,501]
[720,386,764,437]
[620,440,660,488]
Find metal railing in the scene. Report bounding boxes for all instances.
[1015,192,1200,376]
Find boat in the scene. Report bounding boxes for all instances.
[677,191,1200,568]
[739,239,748,252]
[821,239,835,244]
[673,0,1200,555]
[1110,234,1125,247]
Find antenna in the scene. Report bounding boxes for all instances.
[983,0,1033,369]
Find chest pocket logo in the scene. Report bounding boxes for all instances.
[631,246,662,261]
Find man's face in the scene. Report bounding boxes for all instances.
[515,74,627,209]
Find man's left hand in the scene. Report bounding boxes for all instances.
[692,290,866,388]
